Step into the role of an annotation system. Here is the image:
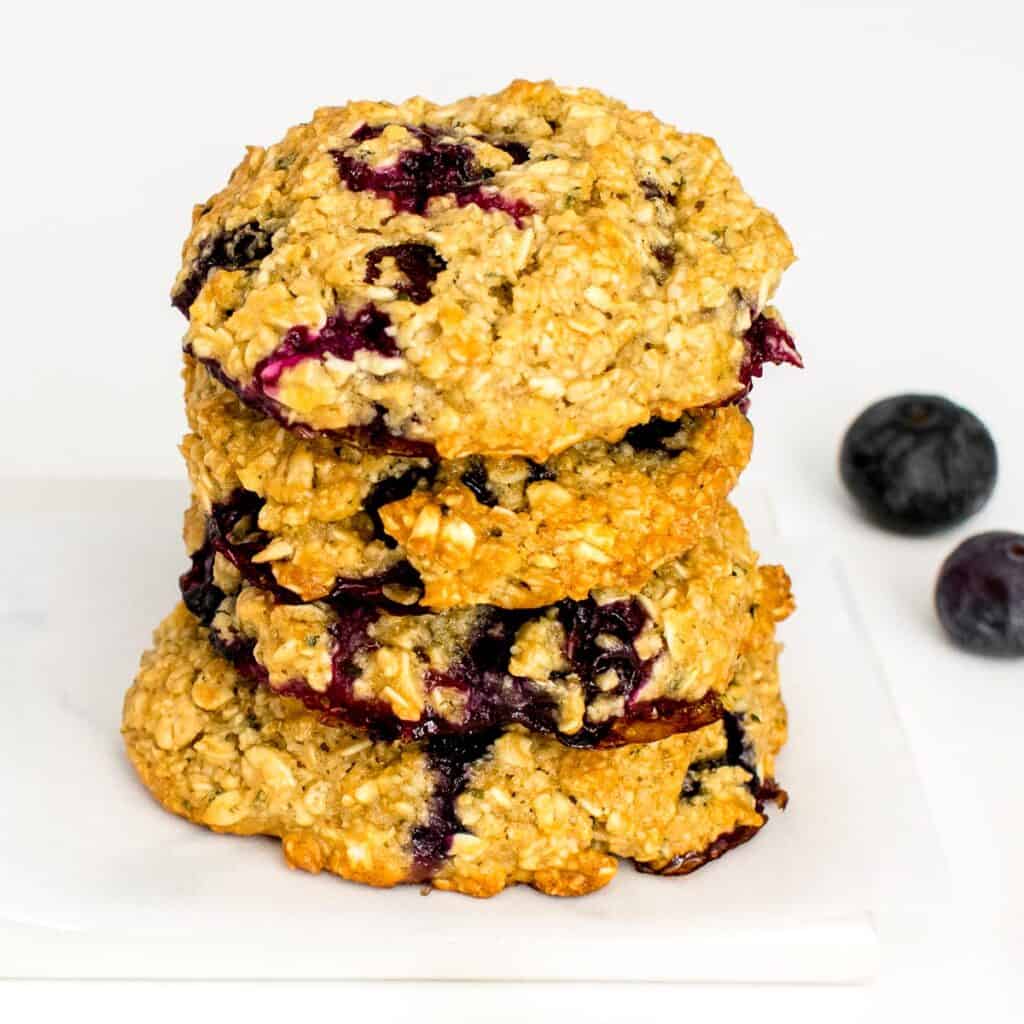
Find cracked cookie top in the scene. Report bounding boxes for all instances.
[173,79,798,460]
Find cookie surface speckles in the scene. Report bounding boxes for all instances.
[174,80,796,459]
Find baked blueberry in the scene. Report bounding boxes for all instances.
[458,458,498,506]
[174,82,797,459]
[935,532,1024,656]
[254,304,398,392]
[738,312,803,403]
[123,602,788,896]
[840,395,997,533]
[364,243,446,304]
[332,124,533,224]
[623,416,685,451]
[173,221,274,316]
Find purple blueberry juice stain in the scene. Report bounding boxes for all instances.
[723,711,757,781]
[180,490,285,625]
[641,179,668,201]
[737,313,802,402]
[193,350,438,457]
[647,710,786,877]
[365,243,446,304]
[458,458,499,507]
[363,466,437,549]
[254,304,398,392]
[634,823,764,877]
[350,123,385,143]
[524,459,556,484]
[180,544,223,624]
[679,711,762,801]
[198,564,743,877]
[651,244,676,274]
[332,124,534,225]
[410,729,502,879]
[491,139,531,164]
[703,311,802,414]
[180,489,428,620]
[276,606,405,736]
[190,519,723,750]
[173,222,275,316]
[622,417,685,452]
[209,632,265,683]
[186,304,437,459]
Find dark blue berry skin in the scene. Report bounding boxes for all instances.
[839,395,997,534]
[935,533,1024,657]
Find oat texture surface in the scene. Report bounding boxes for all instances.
[123,596,788,896]
[184,358,752,609]
[174,80,795,459]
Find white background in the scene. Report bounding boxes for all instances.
[1,0,1021,1018]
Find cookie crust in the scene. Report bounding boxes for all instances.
[173,80,795,459]
[122,598,787,896]
[189,505,786,747]
[183,358,752,610]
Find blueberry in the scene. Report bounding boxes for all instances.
[173,221,274,316]
[253,305,398,392]
[623,416,683,452]
[332,124,533,225]
[364,243,446,304]
[363,465,437,547]
[935,532,1024,656]
[840,395,997,533]
[739,314,802,397]
[459,458,498,507]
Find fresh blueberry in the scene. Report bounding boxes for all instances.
[935,532,1024,656]
[840,395,997,534]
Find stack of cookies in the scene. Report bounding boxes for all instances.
[123,81,801,897]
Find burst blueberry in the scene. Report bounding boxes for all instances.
[332,124,533,224]
[173,221,274,316]
[255,305,398,393]
[365,243,446,304]
[459,458,498,507]
[738,313,803,399]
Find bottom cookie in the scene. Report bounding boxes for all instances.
[122,596,789,897]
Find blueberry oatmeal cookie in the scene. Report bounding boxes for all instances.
[126,78,801,899]
[173,80,799,459]
[183,502,786,747]
[122,593,787,896]
[183,357,752,609]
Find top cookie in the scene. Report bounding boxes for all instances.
[173,80,799,460]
